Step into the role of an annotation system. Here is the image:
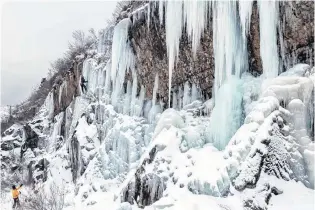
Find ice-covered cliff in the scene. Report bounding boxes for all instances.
[1,1,314,210]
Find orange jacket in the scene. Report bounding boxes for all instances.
[11,186,22,199]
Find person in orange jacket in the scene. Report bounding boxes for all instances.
[12,184,23,208]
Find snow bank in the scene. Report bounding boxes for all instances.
[153,109,184,138]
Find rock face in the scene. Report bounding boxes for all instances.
[121,146,165,207]
[53,63,82,116]
[130,5,214,104]
[280,1,314,68]
[70,131,81,183]
[21,124,39,157]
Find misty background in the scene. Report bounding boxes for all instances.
[1,1,117,105]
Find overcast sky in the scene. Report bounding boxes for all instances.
[1,1,117,105]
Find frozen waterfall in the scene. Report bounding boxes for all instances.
[111,18,135,110]
[71,0,307,154]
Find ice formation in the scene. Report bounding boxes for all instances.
[208,77,244,150]
[50,112,64,152]
[258,0,279,78]
[238,0,253,42]
[210,1,248,149]
[164,0,183,108]
[110,18,135,109]
[183,0,209,57]
[44,91,55,119]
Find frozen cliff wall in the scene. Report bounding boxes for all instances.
[45,0,314,120]
[123,1,314,104]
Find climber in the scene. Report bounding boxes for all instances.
[80,76,88,93]
[12,184,23,208]
[69,61,75,73]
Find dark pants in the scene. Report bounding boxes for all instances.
[13,198,20,208]
[81,84,87,93]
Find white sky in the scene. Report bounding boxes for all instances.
[1,1,117,105]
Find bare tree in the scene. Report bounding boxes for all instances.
[22,182,65,210]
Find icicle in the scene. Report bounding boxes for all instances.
[44,91,54,119]
[209,1,247,150]
[165,0,183,108]
[212,1,247,97]
[183,0,209,56]
[104,60,112,95]
[97,30,104,53]
[50,112,64,152]
[110,18,135,109]
[65,81,68,97]
[238,0,253,43]
[182,81,191,106]
[58,81,67,104]
[258,0,279,78]
[191,83,200,102]
[59,84,63,105]
[152,73,159,106]
[159,0,164,25]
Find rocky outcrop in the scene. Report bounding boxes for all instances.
[243,183,283,210]
[233,116,295,191]
[20,124,39,158]
[121,146,165,207]
[69,131,82,183]
[53,62,82,116]
[33,158,49,182]
[0,125,23,151]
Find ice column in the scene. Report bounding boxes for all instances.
[165,0,183,108]
[182,81,191,106]
[209,1,247,150]
[104,61,112,95]
[50,112,64,152]
[159,0,164,25]
[258,0,279,78]
[191,83,200,102]
[44,91,54,119]
[110,18,135,109]
[212,1,247,97]
[209,77,243,150]
[152,73,159,106]
[238,0,253,42]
